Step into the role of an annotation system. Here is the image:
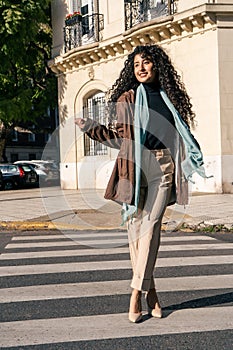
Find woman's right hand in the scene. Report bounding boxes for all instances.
[75,118,86,130]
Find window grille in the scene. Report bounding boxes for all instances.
[83,92,108,156]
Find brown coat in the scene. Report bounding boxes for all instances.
[83,90,189,207]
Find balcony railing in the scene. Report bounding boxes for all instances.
[124,0,177,31]
[64,13,104,53]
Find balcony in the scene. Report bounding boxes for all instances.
[64,13,104,53]
[124,0,177,31]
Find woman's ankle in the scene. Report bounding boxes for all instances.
[129,289,142,313]
[132,289,141,296]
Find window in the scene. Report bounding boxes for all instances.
[64,0,103,52]
[67,0,79,13]
[47,106,51,117]
[83,92,108,156]
[28,133,36,142]
[72,0,94,37]
[150,0,169,19]
[12,130,18,142]
[69,0,93,15]
[125,0,176,30]
[44,133,52,143]
[72,0,80,12]
[81,3,89,35]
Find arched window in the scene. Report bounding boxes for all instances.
[83,92,108,156]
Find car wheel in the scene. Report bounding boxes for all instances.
[4,181,14,190]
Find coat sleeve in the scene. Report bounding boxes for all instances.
[81,118,123,149]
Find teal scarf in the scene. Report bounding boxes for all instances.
[160,89,212,182]
[121,84,212,225]
[121,84,149,224]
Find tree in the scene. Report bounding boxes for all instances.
[0,0,57,161]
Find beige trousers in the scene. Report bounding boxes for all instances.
[127,148,174,291]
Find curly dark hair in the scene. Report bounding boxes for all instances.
[107,45,195,127]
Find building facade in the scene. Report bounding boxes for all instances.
[49,0,233,193]
[5,109,59,163]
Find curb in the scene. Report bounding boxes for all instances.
[0,221,232,233]
[0,221,194,232]
[0,221,126,231]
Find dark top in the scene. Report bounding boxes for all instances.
[143,83,176,150]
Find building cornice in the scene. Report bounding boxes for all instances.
[48,4,232,75]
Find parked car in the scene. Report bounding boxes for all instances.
[14,160,60,186]
[0,164,39,190]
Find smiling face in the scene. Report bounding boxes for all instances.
[133,54,156,84]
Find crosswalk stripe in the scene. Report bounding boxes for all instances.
[0,275,233,303]
[0,255,233,276]
[0,260,130,276]
[5,239,128,248]
[0,247,130,260]
[6,236,227,250]
[1,243,233,260]
[0,307,233,347]
[11,234,215,241]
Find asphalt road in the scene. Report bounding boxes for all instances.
[0,229,233,349]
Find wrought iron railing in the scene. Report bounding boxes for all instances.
[64,13,104,53]
[124,0,177,31]
[83,93,108,156]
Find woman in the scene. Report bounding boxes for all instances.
[75,45,210,323]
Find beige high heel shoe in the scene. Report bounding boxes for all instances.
[145,289,162,318]
[128,292,142,323]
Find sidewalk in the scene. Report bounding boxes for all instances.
[0,187,232,231]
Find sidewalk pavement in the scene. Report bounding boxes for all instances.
[0,187,232,231]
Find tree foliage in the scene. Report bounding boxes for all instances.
[0,0,56,127]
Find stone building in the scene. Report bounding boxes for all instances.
[49,0,233,193]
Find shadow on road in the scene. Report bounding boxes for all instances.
[162,291,233,318]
